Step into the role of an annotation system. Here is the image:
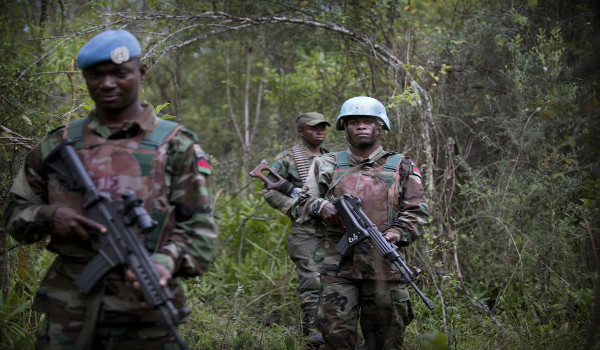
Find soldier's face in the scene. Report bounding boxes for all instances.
[344,116,378,148]
[299,123,328,147]
[83,59,146,112]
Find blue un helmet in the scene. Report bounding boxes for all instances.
[335,96,391,131]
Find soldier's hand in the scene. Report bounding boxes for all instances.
[125,263,171,303]
[52,206,106,240]
[320,202,343,227]
[383,229,401,245]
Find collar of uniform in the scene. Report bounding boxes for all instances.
[346,145,385,164]
[86,104,156,138]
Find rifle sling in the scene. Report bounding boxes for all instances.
[74,279,105,349]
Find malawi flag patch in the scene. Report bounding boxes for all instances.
[197,158,212,175]
[411,165,422,177]
[193,144,212,175]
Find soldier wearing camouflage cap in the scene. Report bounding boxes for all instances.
[294,96,429,350]
[263,111,330,345]
[5,29,217,349]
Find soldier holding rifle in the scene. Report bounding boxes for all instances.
[295,96,430,350]
[5,30,216,349]
[252,112,330,346]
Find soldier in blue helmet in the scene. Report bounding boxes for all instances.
[5,29,217,349]
[294,96,430,349]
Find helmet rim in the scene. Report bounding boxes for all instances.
[335,96,391,130]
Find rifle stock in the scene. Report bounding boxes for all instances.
[43,140,191,350]
[333,194,435,310]
[249,159,300,198]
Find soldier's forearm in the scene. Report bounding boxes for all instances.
[166,215,217,277]
[263,188,295,215]
[5,200,61,243]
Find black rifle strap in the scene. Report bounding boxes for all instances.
[74,279,105,349]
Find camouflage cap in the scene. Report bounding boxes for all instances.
[295,112,331,129]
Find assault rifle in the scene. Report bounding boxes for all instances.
[43,140,191,350]
[249,159,301,198]
[333,193,435,310]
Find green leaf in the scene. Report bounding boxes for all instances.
[512,13,529,26]
[155,102,170,115]
[8,300,31,317]
[159,114,176,120]
[83,99,95,111]
[18,114,32,126]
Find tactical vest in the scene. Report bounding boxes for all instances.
[327,151,406,232]
[321,151,411,280]
[42,117,181,254]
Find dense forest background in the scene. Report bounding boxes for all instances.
[1,0,599,349]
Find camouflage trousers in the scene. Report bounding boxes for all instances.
[36,315,181,350]
[287,234,322,332]
[316,274,414,350]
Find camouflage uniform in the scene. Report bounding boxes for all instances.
[295,145,429,350]
[5,105,217,349]
[264,143,328,334]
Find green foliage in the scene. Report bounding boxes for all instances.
[178,194,311,349]
[209,194,297,316]
[0,293,33,350]
[0,242,55,350]
[429,8,598,349]
[1,0,599,349]
[182,281,301,350]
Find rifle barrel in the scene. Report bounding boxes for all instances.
[334,194,435,311]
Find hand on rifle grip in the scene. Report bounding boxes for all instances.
[320,202,343,228]
[383,230,402,245]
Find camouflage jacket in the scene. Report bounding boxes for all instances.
[294,146,429,280]
[263,143,328,236]
[5,105,217,321]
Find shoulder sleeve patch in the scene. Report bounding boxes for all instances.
[193,144,211,175]
[411,165,422,178]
